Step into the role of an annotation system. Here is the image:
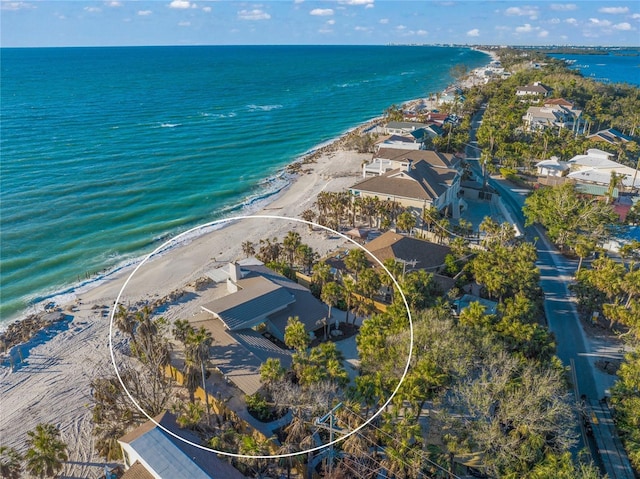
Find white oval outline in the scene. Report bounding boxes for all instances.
[109,214,413,459]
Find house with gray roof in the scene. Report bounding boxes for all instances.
[118,412,244,479]
[201,262,328,344]
[515,81,552,99]
[385,121,428,136]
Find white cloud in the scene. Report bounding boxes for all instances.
[467,28,480,37]
[589,17,612,27]
[326,19,335,25]
[178,20,191,26]
[549,17,561,24]
[365,3,374,8]
[515,23,535,33]
[138,10,152,15]
[495,25,510,31]
[379,18,389,24]
[1,1,36,10]
[84,6,101,13]
[107,1,122,7]
[538,30,549,37]
[340,0,374,5]
[505,6,538,19]
[202,6,211,12]
[632,13,640,19]
[318,28,333,34]
[565,17,578,25]
[550,4,576,11]
[354,26,370,31]
[396,24,406,30]
[294,0,304,3]
[238,8,270,20]
[169,0,191,9]
[416,29,428,35]
[613,22,632,30]
[598,6,629,14]
[310,8,333,16]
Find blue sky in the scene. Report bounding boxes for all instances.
[2,1,639,47]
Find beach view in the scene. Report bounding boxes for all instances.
[1,1,640,478]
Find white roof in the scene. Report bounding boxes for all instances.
[536,158,568,170]
[568,166,640,188]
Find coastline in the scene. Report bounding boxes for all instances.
[0,51,493,477]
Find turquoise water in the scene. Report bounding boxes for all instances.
[549,50,640,86]
[0,45,489,323]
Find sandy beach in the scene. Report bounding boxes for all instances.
[0,130,372,477]
[0,52,493,476]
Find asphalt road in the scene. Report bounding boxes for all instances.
[464,108,634,477]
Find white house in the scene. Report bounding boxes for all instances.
[566,149,640,190]
[536,156,569,177]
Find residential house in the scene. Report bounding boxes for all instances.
[385,121,428,136]
[412,125,445,143]
[522,99,582,132]
[376,134,422,151]
[588,128,633,145]
[566,148,640,191]
[515,82,552,100]
[352,148,462,218]
[363,231,456,293]
[536,156,569,177]
[202,262,327,343]
[438,86,465,106]
[195,260,328,394]
[118,412,244,479]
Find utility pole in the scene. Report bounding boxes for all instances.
[314,402,344,476]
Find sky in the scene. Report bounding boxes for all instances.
[1,0,639,47]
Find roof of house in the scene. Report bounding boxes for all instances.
[588,128,633,144]
[516,82,552,94]
[119,412,244,479]
[544,98,574,107]
[350,159,458,202]
[201,276,294,331]
[121,461,155,479]
[567,149,619,169]
[536,157,569,171]
[374,148,458,169]
[364,231,452,272]
[385,121,428,130]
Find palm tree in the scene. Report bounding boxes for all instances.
[342,277,357,324]
[172,318,192,347]
[284,316,310,353]
[396,211,416,235]
[175,401,205,431]
[25,423,68,479]
[344,248,368,281]
[283,231,302,266]
[311,261,333,292]
[259,357,285,387]
[321,282,342,323]
[241,240,255,258]
[0,446,22,479]
[186,326,213,419]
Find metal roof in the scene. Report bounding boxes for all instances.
[201,276,294,331]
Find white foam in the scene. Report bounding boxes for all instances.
[246,104,283,112]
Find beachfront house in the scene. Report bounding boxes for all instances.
[376,134,423,150]
[118,412,244,479]
[385,121,429,136]
[187,260,328,395]
[352,148,462,218]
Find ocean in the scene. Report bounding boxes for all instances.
[0,45,489,324]
[549,49,640,86]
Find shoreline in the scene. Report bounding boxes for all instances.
[0,52,493,477]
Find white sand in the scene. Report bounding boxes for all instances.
[0,144,370,478]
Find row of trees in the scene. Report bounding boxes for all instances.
[1,424,68,479]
